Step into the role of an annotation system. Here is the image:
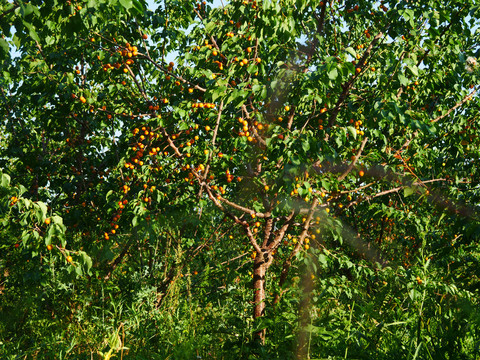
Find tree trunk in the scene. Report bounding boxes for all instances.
[253,251,267,343]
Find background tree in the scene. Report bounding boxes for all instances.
[1,0,480,358]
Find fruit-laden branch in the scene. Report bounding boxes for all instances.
[344,177,477,216]
[395,88,477,157]
[286,105,296,131]
[161,122,268,222]
[210,100,224,148]
[273,197,319,306]
[337,136,368,181]
[218,196,267,218]
[339,181,376,195]
[328,31,384,127]
[183,158,265,254]
[203,100,224,177]
[34,40,47,63]
[161,127,185,158]
[242,103,266,147]
[265,209,297,252]
[415,5,467,69]
[142,52,206,92]
[104,232,137,280]
[124,64,148,101]
[305,2,327,67]
[192,6,229,57]
[196,101,224,217]
[430,88,477,124]
[197,181,263,254]
[313,156,478,219]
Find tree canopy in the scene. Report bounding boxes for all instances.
[1,0,480,358]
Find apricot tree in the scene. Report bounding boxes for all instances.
[1,0,480,354]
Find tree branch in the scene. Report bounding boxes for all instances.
[328,32,383,127]
[142,52,206,92]
[430,89,477,124]
[337,136,368,181]
[305,2,327,67]
[273,197,318,305]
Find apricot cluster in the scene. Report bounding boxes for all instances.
[349,118,365,136]
[237,117,267,142]
[191,102,216,109]
[123,126,163,169]
[99,41,139,74]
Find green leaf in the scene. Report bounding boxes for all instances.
[44,230,52,246]
[398,74,409,86]
[345,47,356,58]
[212,86,227,102]
[347,126,357,139]
[76,266,83,276]
[20,3,36,16]
[404,187,415,197]
[0,39,9,55]
[131,0,144,14]
[318,254,328,268]
[302,140,310,152]
[1,173,10,188]
[328,68,338,80]
[81,251,93,274]
[22,21,40,42]
[119,0,132,9]
[52,215,64,226]
[37,202,48,221]
[407,65,419,76]
[106,190,114,201]
[247,63,257,74]
[205,22,215,33]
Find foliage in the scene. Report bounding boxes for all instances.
[1,0,480,358]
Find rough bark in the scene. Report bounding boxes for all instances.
[253,250,268,343]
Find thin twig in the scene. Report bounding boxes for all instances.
[337,137,368,181]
